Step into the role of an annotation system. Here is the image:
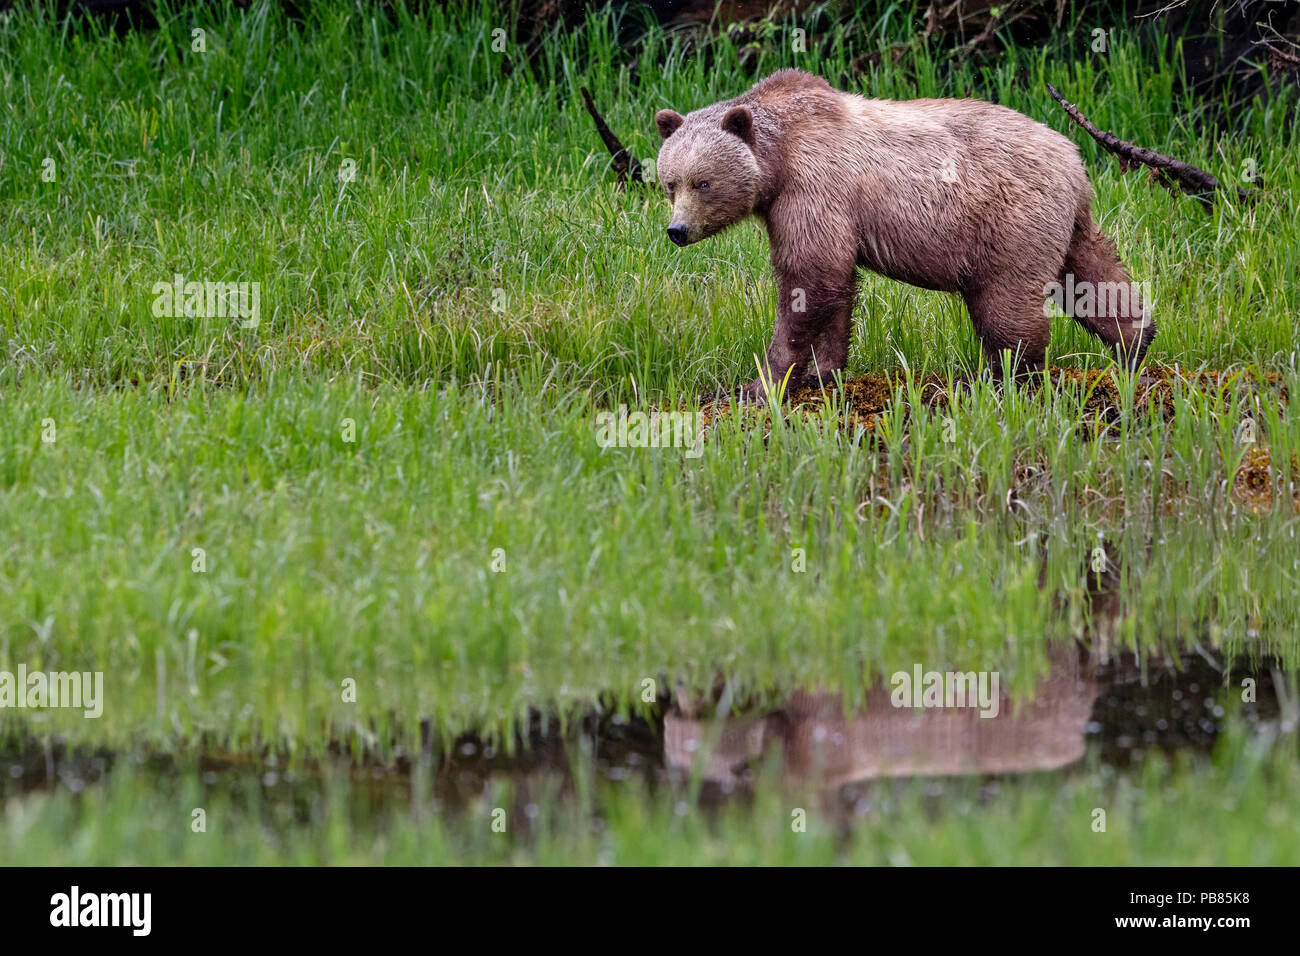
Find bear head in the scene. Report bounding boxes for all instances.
[654,104,761,247]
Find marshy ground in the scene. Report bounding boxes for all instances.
[697,364,1294,506]
[0,2,1297,864]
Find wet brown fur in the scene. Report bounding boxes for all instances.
[654,69,1153,396]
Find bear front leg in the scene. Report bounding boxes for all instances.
[737,268,857,402]
[962,277,1052,381]
[808,304,852,387]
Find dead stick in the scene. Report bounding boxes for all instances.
[1261,40,1300,69]
[1046,82,1253,213]
[580,86,643,186]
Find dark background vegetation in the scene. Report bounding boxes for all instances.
[31,0,1300,124]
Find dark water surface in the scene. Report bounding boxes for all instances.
[2,648,1291,818]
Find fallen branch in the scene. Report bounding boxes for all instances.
[580,86,644,187]
[1260,39,1300,71]
[1046,82,1255,213]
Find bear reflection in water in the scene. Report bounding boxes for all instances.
[665,648,1098,787]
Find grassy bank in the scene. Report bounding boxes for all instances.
[1,1,1297,863]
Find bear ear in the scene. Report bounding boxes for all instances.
[721,106,753,144]
[656,109,685,140]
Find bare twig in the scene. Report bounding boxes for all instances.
[956,9,1003,63]
[1260,39,1300,69]
[580,86,644,187]
[1046,82,1255,213]
[954,4,1038,64]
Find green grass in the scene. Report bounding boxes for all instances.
[1,371,1298,752]
[4,725,1298,865]
[0,1,1297,863]
[2,1,1297,392]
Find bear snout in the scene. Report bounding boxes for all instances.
[666,224,689,246]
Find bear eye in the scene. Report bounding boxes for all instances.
[666,181,677,193]
[695,181,709,191]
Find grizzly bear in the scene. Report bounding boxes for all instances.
[654,69,1152,398]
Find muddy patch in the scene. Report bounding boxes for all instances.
[700,365,1289,429]
[689,365,1294,508]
